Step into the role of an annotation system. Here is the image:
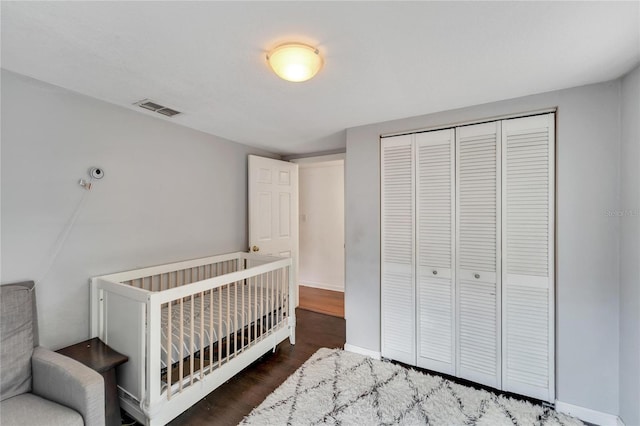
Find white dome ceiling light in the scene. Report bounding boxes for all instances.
[266,43,323,83]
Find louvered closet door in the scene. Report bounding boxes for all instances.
[501,113,555,402]
[456,122,501,389]
[381,135,415,365]
[415,129,455,375]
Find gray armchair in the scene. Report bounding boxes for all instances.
[0,281,105,426]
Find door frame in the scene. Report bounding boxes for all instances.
[290,153,346,306]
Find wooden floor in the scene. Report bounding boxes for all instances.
[165,308,346,426]
[298,285,344,318]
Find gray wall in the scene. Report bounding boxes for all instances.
[619,65,640,426]
[1,70,276,349]
[345,80,622,414]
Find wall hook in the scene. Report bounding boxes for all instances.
[79,179,92,190]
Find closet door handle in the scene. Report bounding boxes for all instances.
[432,270,438,275]
[474,273,480,279]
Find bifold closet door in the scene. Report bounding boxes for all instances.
[381,135,415,365]
[456,121,501,389]
[415,129,456,375]
[501,113,555,402]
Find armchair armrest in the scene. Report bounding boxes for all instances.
[32,346,105,426]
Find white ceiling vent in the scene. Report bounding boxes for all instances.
[134,99,181,117]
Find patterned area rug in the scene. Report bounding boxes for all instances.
[241,348,583,426]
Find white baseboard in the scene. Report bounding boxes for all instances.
[555,401,624,426]
[344,343,381,360]
[299,281,344,292]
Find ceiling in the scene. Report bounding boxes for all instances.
[2,1,638,155]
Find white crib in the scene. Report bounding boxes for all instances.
[90,252,295,426]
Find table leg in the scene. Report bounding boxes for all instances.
[102,369,121,426]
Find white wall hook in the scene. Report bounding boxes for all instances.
[79,179,92,190]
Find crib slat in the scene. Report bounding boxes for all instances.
[241,278,245,353]
[189,294,194,386]
[264,272,269,334]
[286,267,290,321]
[265,273,269,335]
[253,275,258,343]
[270,271,274,332]
[264,272,272,334]
[248,277,252,349]
[226,282,230,361]
[167,301,172,400]
[281,268,285,324]
[209,288,214,374]
[234,280,238,357]
[276,270,280,327]
[259,274,263,338]
[199,291,204,380]
[218,279,222,368]
[179,297,184,393]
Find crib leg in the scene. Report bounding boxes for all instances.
[288,316,296,345]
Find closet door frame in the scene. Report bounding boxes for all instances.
[379,109,556,402]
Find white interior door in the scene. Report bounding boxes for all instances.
[380,135,416,365]
[456,121,502,389]
[416,129,456,375]
[501,113,555,402]
[248,155,299,303]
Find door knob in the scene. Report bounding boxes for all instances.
[474,273,480,279]
[432,270,438,275]
[251,245,260,252]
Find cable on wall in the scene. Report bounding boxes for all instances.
[32,167,105,290]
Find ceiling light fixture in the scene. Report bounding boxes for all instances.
[266,43,323,83]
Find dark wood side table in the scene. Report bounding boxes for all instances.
[57,337,128,426]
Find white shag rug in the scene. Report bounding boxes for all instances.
[241,348,584,426]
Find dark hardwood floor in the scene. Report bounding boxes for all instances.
[166,308,345,426]
[298,285,344,318]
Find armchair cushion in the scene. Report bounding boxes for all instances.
[32,346,105,426]
[1,393,83,426]
[0,281,36,401]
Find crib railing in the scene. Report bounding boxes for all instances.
[122,258,240,291]
[90,252,294,425]
[160,266,288,400]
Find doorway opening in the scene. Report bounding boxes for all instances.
[293,155,345,318]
